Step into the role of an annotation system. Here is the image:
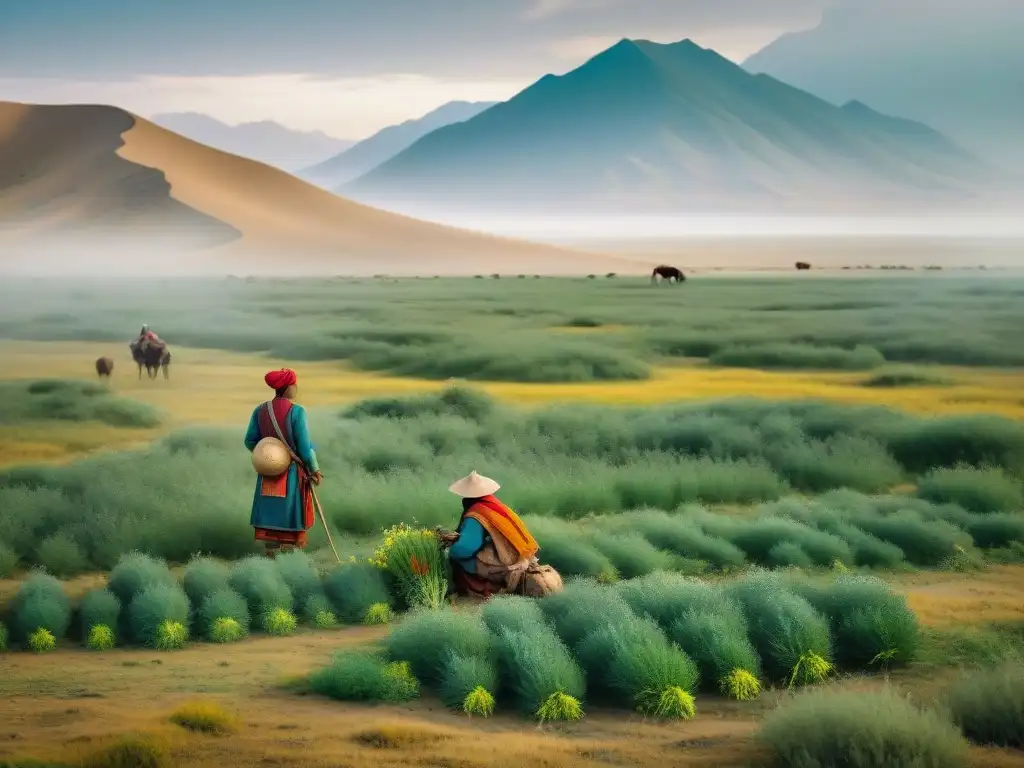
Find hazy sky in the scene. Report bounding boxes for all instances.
[0,0,829,138]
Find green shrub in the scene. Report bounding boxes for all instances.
[301,593,337,628]
[197,588,251,640]
[80,734,170,768]
[322,562,393,623]
[480,594,547,635]
[274,550,323,609]
[127,583,190,647]
[34,532,89,578]
[727,517,853,567]
[107,552,176,606]
[587,532,676,578]
[9,571,72,642]
[726,572,833,685]
[263,607,298,636]
[87,624,116,651]
[617,511,746,570]
[528,518,618,581]
[78,588,121,640]
[668,603,762,698]
[493,624,586,721]
[965,513,1024,549]
[615,571,719,630]
[384,608,491,685]
[228,556,293,624]
[439,651,499,714]
[757,687,969,768]
[28,628,57,652]
[710,343,885,371]
[540,578,636,648]
[182,556,231,607]
[947,663,1024,747]
[917,466,1023,514]
[888,416,1024,475]
[0,542,18,578]
[309,650,420,703]
[855,514,966,566]
[794,575,920,669]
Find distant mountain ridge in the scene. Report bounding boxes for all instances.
[341,38,994,216]
[301,100,496,187]
[152,112,355,171]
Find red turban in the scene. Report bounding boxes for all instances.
[264,368,297,391]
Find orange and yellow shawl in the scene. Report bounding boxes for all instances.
[463,495,539,559]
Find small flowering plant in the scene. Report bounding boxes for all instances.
[371,523,450,610]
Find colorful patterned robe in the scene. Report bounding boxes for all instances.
[243,397,320,546]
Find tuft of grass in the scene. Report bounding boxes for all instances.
[78,588,121,642]
[439,651,499,716]
[274,549,323,610]
[541,578,637,648]
[363,602,393,626]
[721,668,762,701]
[493,624,586,721]
[323,562,393,624]
[170,700,239,735]
[301,593,337,629]
[182,556,231,608]
[309,650,420,703]
[946,662,1024,748]
[87,624,116,651]
[481,594,548,635]
[127,584,190,647]
[385,608,491,685]
[80,734,169,768]
[197,588,251,640]
[9,571,71,643]
[209,617,247,644]
[710,343,885,371]
[917,466,1023,514]
[107,553,176,606]
[27,628,57,653]
[228,556,293,625]
[0,542,18,578]
[0,379,161,429]
[263,607,298,636]
[757,687,969,768]
[615,571,719,630]
[536,692,585,723]
[587,532,676,578]
[461,685,496,717]
[668,603,762,699]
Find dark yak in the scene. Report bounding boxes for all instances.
[95,356,114,378]
[651,265,686,284]
[130,342,171,380]
[795,261,812,270]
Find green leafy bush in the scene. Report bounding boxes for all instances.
[946,663,1024,748]
[34,532,89,578]
[322,562,393,623]
[480,594,548,635]
[757,687,969,768]
[540,578,636,648]
[274,550,323,610]
[917,466,1023,513]
[384,608,491,685]
[309,650,420,702]
[668,602,762,699]
[127,583,190,647]
[197,588,251,640]
[439,651,499,715]
[615,571,719,630]
[9,571,72,643]
[107,552,176,606]
[228,556,293,624]
[492,624,586,722]
[182,556,231,607]
[77,588,121,641]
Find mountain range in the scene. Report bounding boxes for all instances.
[341,38,996,216]
[0,101,637,275]
[743,0,1024,172]
[151,112,355,171]
[301,100,496,188]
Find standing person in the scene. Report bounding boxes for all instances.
[441,472,540,598]
[244,368,323,558]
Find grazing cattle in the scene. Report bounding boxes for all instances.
[651,265,686,284]
[131,342,171,380]
[795,261,812,270]
[95,356,114,379]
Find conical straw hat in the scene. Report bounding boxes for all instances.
[448,471,500,498]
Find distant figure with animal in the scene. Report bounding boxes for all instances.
[245,368,324,559]
[129,323,170,379]
[795,261,812,270]
[95,356,114,379]
[437,472,562,599]
[651,265,686,284]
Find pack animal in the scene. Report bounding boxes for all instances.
[95,356,114,379]
[131,342,171,379]
[795,261,812,270]
[651,265,686,284]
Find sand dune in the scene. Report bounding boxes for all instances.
[0,101,642,275]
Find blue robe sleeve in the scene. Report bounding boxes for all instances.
[449,518,485,561]
[244,407,261,451]
[290,405,319,472]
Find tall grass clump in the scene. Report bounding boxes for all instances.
[322,561,393,624]
[309,650,420,703]
[539,578,636,648]
[616,511,746,570]
[493,623,586,722]
[709,343,885,371]
[527,518,618,582]
[586,532,675,579]
[274,549,324,611]
[182,556,231,608]
[917,466,1023,514]
[615,571,719,630]
[793,575,919,669]
[888,416,1024,475]
[34,531,90,578]
[726,572,833,686]
[107,552,176,606]
[370,524,449,610]
[668,601,763,700]
[9,571,72,644]
[480,594,548,635]
[854,513,966,567]
[439,651,499,717]
[946,662,1024,748]
[384,608,491,685]
[170,700,240,735]
[228,556,293,628]
[77,587,121,643]
[127,583,190,648]
[727,516,854,567]
[0,542,18,578]
[197,587,251,641]
[758,687,969,768]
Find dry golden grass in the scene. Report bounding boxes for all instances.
[1,339,1022,468]
[169,700,239,735]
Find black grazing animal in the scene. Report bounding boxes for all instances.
[131,342,171,380]
[795,261,812,270]
[95,356,114,379]
[652,265,686,284]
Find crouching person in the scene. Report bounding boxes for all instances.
[440,472,562,599]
